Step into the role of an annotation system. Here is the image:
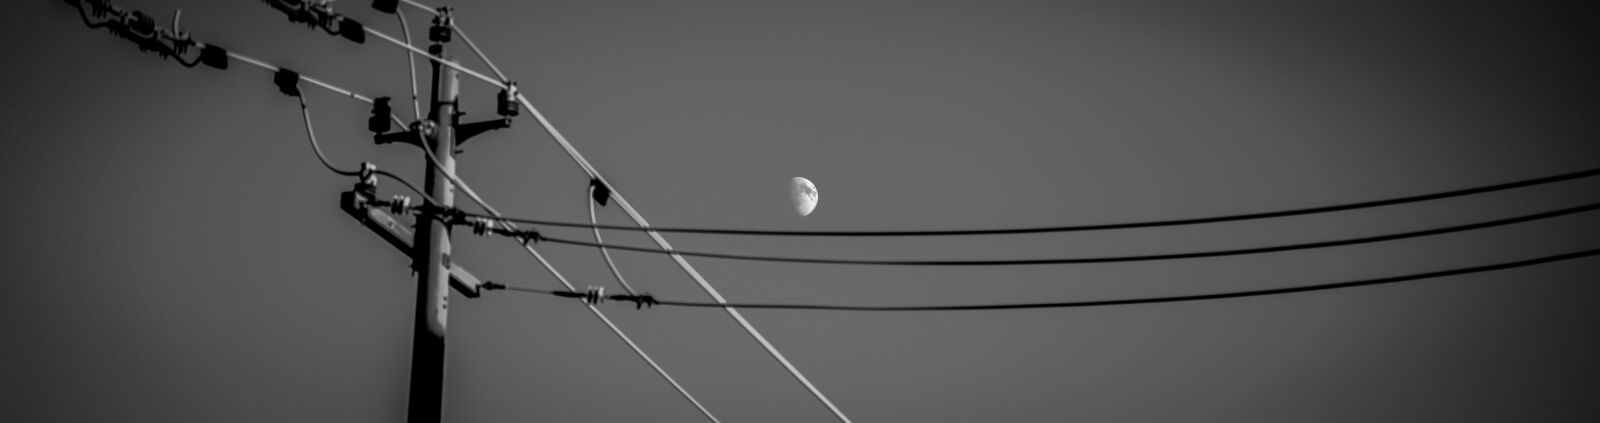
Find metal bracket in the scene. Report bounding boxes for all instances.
[453,117,511,151]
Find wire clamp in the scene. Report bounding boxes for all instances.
[514,229,542,245]
[610,293,659,309]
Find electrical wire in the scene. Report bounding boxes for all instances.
[296,94,361,176]
[592,185,640,295]
[387,38,721,423]
[368,17,829,419]
[461,166,1600,237]
[496,245,1600,311]
[361,25,504,89]
[225,50,375,103]
[396,12,423,121]
[69,0,433,205]
[512,92,857,423]
[451,23,508,83]
[525,201,1600,266]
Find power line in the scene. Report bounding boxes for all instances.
[510,52,859,423]
[467,166,1600,237]
[503,202,1600,266]
[488,245,1600,311]
[295,93,360,176]
[69,0,436,201]
[394,12,423,121]
[359,21,721,423]
[592,184,641,295]
[295,94,432,203]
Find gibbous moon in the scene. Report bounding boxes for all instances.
[791,177,818,217]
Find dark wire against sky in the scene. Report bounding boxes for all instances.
[520,201,1600,266]
[490,246,1600,311]
[465,166,1600,236]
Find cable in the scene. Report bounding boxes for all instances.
[296,94,361,176]
[461,166,1600,237]
[497,245,1600,311]
[383,33,720,423]
[523,201,1600,266]
[225,50,375,103]
[396,12,423,121]
[513,92,857,423]
[372,169,436,206]
[366,21,802,419]
[592,185,640,295]
[451,22,508,82]
[361,24,504,90]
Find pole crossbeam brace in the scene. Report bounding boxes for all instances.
[340,190,482,298]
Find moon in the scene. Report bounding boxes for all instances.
[791,177,818,217]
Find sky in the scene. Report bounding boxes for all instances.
[5,0,1599,421]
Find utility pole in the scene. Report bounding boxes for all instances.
[408,30,459,423]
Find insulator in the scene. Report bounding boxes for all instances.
[429,13,453,43]
[199,44,228,70]
[126,11,157,37]
[388,195,411,214]
[470,218,491,236]
[371,0,398,14]
[274,68,300,97]
[369,97,392,133]
[337,17,366,43]
[584,286,606,304]
[496,82,519,117]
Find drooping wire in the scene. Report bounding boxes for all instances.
[493,246,1600,311]
[68,0,432,204]
[513,84,857,423]
[295,94,361,176]
[520,201,1600,266]
[383,36,721,423]
[395,12,423,121]
[457,166,1600,237]
[592,184,641,295]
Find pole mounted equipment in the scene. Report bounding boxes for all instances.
[370,97,394,133]
[274,68,301,97]
[262,0,367,44]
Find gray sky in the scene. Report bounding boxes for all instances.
[6,0,1598,421]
